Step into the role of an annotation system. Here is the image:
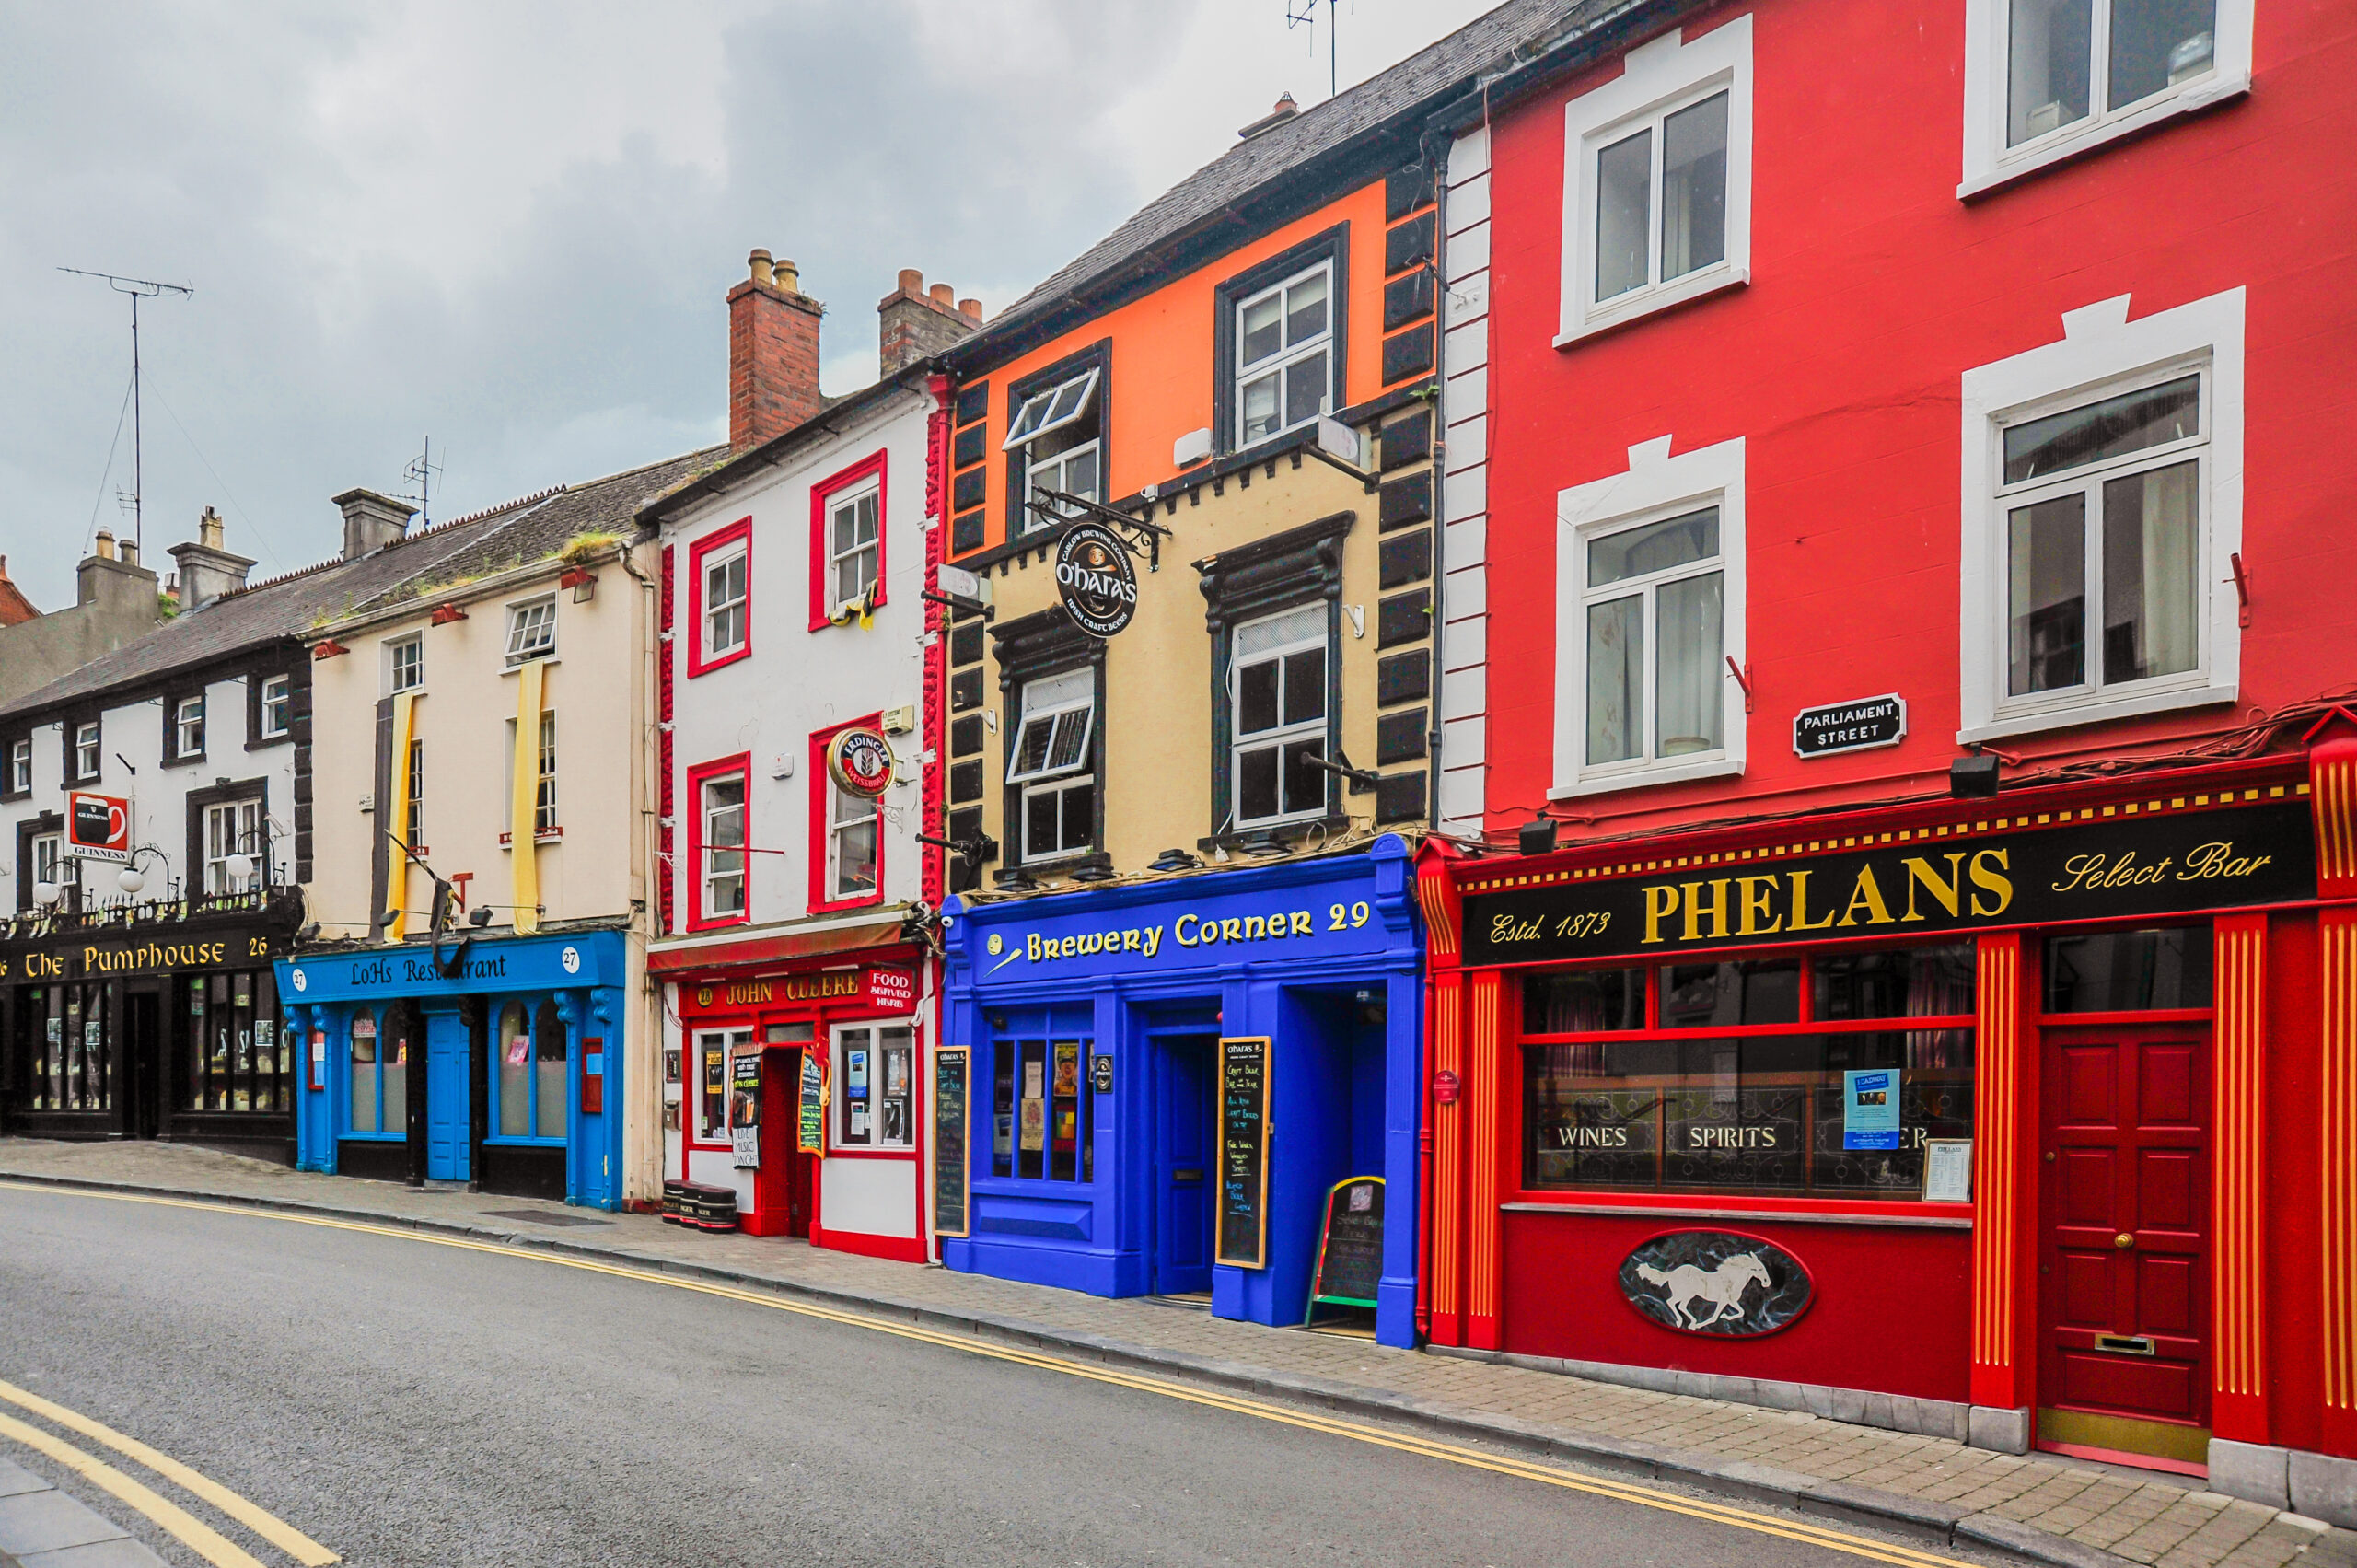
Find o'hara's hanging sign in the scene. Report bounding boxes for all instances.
[1464,795,2316,965]
[1793,694,1905,758]
[1055,521,1138,638]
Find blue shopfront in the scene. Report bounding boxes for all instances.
[276,928,624,1209]
[940,838,1422,1347]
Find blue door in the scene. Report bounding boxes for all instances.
[1151,1036,1215,1295]
[425,1010,470,1181]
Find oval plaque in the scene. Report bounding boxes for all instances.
[1618,1230,1813,1338]
[1055,520,1138,638]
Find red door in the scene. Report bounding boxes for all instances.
[744,1047,813,1238]
[2038,1027,2211,1468]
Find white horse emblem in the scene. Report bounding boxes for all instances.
[1636,1251,1774,1330]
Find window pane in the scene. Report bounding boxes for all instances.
[1285,270,1329,345]
[535,1005,567,1140]
[2109,0,2216,107]
[2004,375,2199,482]
[1280,738,1325,816]
[1051,1040,1081,1181]
[1237,661,1281,735]
[2007,493,2088,694]
[1025,788,1060,860]
[1585,594,1643,765]
[1283,350,1328,429]
[1240,293,1283,366]
[1236,604,1324,659]
[1662,960,1801,1028]
[1589,508,1718,587]
[835,812,878,898]
[1814,944,1978,1021]
[499,1005,530,1136]
[1014,714,1056,775]
[2046,925,2213,1011]
[1655,569,1723,757]
[1045,708,1091,772]
[1282,647,1326,726]
[1524,970,1646,1034]
[2101,459,2200,684]
[1237,746,1280,821]
[1060,780,1095,852]
[1061,445,1099,503]
[349,1016,378,1132]
[1595,126,1653,300]
[879,1029,913,1148]
[2008,0,2093,145]
[1239,373,1280,444]
[1660,91,1728,281]
[383,1017,409,1131]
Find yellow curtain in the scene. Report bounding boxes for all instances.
[510,659,544,935]
[386,691,417,941]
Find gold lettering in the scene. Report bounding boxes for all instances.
[1142,925,1163,958]
[1220,918,1242,943]
[1642,884,1679,945]
[1788,870,1838,931]
[1901,854,1965,920]
[1681,879,1731,943]
[1290,910,1313,936]
[2179,841,2272,881]
[1174,915,1198,947]
[1736,875,1782,936]
[1839,865,1895,927]
[1968,848,2013,915]
[1244,916,1267,940]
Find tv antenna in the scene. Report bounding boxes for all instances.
[1287,0,1341,100]
[403,437,444,528]
[59,268,192,554]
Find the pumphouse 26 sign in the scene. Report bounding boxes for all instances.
[1465,797,2315,965]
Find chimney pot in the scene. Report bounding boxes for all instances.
[728,249,823,448]
[198,505,225,551]
[958,297,982,321]
[120,539,138,567]
[773,257,800,294]
[748,248,775,288]
[929,282,955,308]
[94,530,115,561]
[877,264,981,377]
[169,505,257,607]
[899,268,924,296]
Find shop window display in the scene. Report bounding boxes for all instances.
[1522,942,1977,1198]
[188,970,281,1113]
[833,1023,914,1150]
[990,1036,1092,1183]
[21,982,111,1112]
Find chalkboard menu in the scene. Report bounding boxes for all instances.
[797,1051,826,1156]
[1309,1176,1385,1311]
[934,1048,970,1239]
[1215,1037,1271,1270]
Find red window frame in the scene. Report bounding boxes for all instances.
[807,449,888,632]
[807,715,886,914]
[686,517,753,678]
[685,752,752,932]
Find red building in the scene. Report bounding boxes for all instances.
[1415,0,2357,1516]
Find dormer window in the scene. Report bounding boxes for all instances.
[505,598,556,665]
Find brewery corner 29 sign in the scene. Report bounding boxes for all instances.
[1465,796,2316,965]
[1055,520,1137,638]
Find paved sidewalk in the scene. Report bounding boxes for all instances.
[6,1140,2355,1568]
[0,1456,166,1568]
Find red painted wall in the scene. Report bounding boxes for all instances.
[1502,1212,1973,1402]
[1477,0,2357,840]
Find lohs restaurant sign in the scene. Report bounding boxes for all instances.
[1055,521,1138,638]
[1466,797,2315,965]
[1793,694,1905,758]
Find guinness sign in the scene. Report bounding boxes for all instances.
[1055,521,1138,638]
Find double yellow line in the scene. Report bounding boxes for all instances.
[4,1182,1973,1567]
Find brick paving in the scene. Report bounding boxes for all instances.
[5,1138,2354,1568]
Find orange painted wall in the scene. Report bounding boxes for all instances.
[955,179,1393,559]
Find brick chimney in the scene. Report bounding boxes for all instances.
[729,249,825,449]
[168,506,256,608]
[877,269,982,376]
[332,489,417,562]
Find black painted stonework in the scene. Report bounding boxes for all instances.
[955,383,990,425]
[950,622,985,667]
[1376,649,1430,706]
[1376,708,1427,765]
[1385,163,1434,221]
[950,714,984,758]
[1379,529,1431,589]
[953,424,987,470]
[949,668,983,712]
[1382,322,1435,384]
[952,510,985,554]
[1378,470,1432,531]
[1380,410,1433,471]
[1385,211,1435,275]
[1383,268,1434,331]
[1618,1232,1815,1338]
[1375,771,1426,823]
[952,469,987,513]
[949,759,983,805]
[1377,588,1431,647]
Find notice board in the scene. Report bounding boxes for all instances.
[934,1047,970,1239]
[1308,1176,1385,1311]
[1215,1037,1271,1270]
[797,1051,826,1157]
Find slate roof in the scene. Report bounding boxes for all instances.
[978,0,1610,342]
[0,446,724,725]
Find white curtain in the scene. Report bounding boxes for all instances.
[1655,571,1724,756]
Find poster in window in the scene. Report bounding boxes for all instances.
[1923,1138,1973,1202]
[1052,1043,1079,1098]
[1841,1069,1901,1150]
[729,1052,761,1168]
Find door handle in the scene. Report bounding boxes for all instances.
[2113,1232,2135,1249]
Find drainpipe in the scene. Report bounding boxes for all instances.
[1422,122,1452,837]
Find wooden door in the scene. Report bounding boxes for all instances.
[2038,1026,2210,1466]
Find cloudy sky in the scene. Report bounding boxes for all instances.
[0,0,1499,605]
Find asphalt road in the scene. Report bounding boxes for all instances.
[0,1184,1994,1567]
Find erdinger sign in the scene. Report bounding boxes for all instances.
[1055,521,1137,637]
[825,726,896,798]
[67,792,133,864]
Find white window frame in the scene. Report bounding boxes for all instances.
[1959,0,2252,199]
[692,1027,750,1145]
[505,598,557,666]
[1008,368,1104,530]
[831,1021,916,1152]
[404,738,424,848]
[702,538,749,663]
[1007,670,1097,865]
[1559,16,1753,346]
[825,776,880,903]
[1232,261,1336,449]
[1959,288,2244,743]
[259,675,291,739]
[31,832,63,893]
[1553,435,1747,798]
[7,738,29,794]
[386,635,424,694]
[174,695,205,759]
[203,798,262,895]
[1229,604,1331,830]
[824,479,882,618]
[503,713,559,838]
[72,722,99,782]
[699,771,748,922]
